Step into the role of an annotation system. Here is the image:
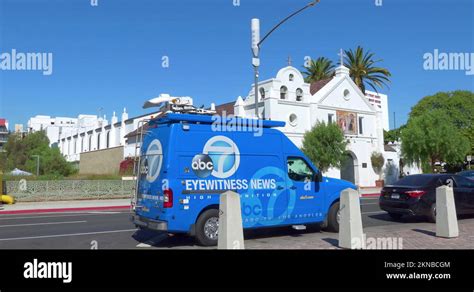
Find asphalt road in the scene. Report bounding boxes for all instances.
[0,197,421,249]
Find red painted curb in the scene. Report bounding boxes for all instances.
[361,193,381,197]
[0,205,130,215]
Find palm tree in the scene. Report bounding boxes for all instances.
[344,46,391,94]
[302,57,335,83]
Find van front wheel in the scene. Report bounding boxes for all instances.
[326,201,340,232]
[195,209,219,246]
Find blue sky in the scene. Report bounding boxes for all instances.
[0,0,473,129]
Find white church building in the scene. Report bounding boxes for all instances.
[231,64,398,187]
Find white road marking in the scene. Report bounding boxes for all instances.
[0,212,129,221]
[0,221,87,228]
[136,243,152,248]
[0,229,137,242]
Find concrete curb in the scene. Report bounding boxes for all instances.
[360,193,381,198]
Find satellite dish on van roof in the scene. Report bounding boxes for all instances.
[143,94,193,109]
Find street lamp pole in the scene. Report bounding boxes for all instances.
[251,0,320,119]
[32,155,40,176]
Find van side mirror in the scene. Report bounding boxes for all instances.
[315,171,323,183]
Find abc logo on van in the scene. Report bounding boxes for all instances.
[145,139,163,183]
[192,136,240,179]
[191,154,214,178]
[204,136,240,179]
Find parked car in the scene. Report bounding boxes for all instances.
[379,174,474,222]
[457,170,474,181]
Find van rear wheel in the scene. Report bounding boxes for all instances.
[195,209,219,246]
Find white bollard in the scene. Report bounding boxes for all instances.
[339,188,365,249]
[436,186,459,238]
[217,191,245,249]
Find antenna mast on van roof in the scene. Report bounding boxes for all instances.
[143,93,216,115]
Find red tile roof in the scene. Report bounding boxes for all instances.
[310,78,333,95]
[215,101,235,115]
[124,123,150,138]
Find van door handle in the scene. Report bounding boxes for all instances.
[290,186,297,190]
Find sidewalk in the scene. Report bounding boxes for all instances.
[0,199,131,215]
[359,186,381,197]
[244,218,474,249]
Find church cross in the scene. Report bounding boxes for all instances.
[287,55,292,66]
[338,48,345,66]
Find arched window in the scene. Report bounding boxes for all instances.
[259,88,265,100]
[289,74,294,81]
[106,131,110,148]
[296,88,303,101]
[73,138,77,154]
[280,86,288,99]
[88,135,92,151]
[97,133,101,150]
[80,137,84,153]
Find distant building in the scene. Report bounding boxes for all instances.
[14,124,25,133]
[58,109,163,174]
[0,119,9,152]
[365,91,389,131]
[27,114,103,147]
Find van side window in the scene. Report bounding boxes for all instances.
[287,157,315,182]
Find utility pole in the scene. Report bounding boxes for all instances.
[393,111,396,129]
[251,0,320,119]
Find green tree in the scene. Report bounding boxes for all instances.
[409,90,474,155]
[384,125,406,144]
[301,121,348,172]
[0,151,6,173]
[344,46,391,94]
[4,131,75,177]
[401,110,470,172]
[302,57,335,83]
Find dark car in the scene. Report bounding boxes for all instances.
[457,170,474,181]
[379,174,474,222]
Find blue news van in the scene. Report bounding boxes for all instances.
[131,113,356,246]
